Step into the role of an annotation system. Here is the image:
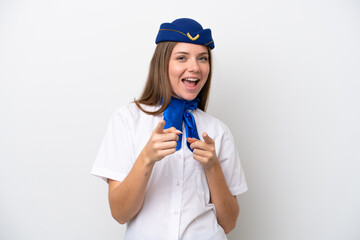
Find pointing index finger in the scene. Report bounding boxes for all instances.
[154,119,165,133]
[203,132,214,144]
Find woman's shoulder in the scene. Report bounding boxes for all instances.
[194,109,231,133]
[112,102,136,118]
[112,102,161,121]
[194,109,226,124]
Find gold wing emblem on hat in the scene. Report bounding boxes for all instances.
[187,33,200,41]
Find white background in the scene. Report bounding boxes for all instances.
[1,0,359,239]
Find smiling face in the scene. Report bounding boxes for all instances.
[168,42,210,101]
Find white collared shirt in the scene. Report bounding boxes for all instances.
[91,103,248,240]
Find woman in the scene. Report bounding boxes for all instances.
[91,18,247,240]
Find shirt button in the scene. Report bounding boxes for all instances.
[174,210,179,215]
[176,181,182,186]
[176,153,181,159]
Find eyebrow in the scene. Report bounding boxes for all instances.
[173,51,209,55]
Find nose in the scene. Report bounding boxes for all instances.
[188,58,200,73]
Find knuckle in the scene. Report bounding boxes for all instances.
[167,133,177,140]
[153,142,160,150]
[151,134,159,142]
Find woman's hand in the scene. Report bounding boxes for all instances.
[141,119,181,165]
[188,132,239,233]
[109,119,181,224]
[187,132,217,169]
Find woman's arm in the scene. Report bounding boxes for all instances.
[203,160,239,233]
[108,120,179,224]
[187,133,239,234]
[108,153,154,224]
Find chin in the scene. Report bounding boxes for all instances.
[176,94,198,101]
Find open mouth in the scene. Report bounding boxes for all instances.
[182,78,199,89]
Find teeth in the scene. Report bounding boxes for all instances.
[184,78,199,82]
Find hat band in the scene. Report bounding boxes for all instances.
[159,29,200,42]
[159,29,213,46]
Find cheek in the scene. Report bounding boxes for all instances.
[168,70,179,93]
[170,65,183,77]
[202,65,210,79]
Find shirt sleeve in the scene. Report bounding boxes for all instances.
[90,107,135,182]
[217,126,248,196]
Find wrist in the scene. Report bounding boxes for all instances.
[139,150,155,168]
[203,157,220,172]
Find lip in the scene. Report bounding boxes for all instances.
[183,76,199,80]
[182,77,200,90]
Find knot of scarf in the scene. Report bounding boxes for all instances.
[163,97,200,151]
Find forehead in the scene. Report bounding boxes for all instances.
[171,42,209,54]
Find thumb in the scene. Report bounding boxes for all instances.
[203,132,214,144]
[187,137,198,144]
[154,119,165,133]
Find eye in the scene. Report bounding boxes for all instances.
[176,56,186,61]
[199,56,208,61]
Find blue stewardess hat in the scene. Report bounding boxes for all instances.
[155,18,215,49]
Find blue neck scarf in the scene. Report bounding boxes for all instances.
[163,97,200,151]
